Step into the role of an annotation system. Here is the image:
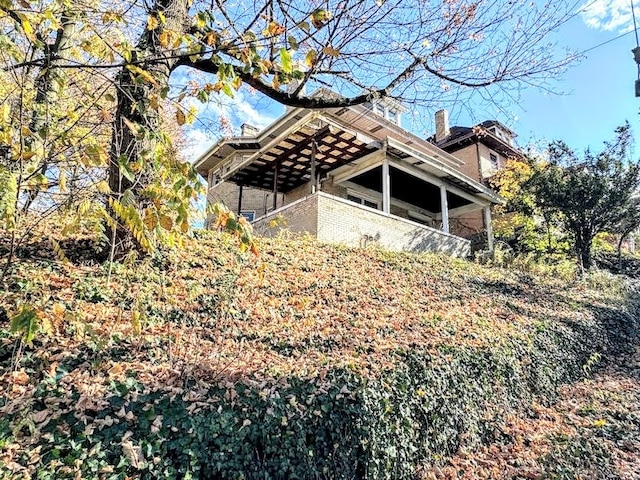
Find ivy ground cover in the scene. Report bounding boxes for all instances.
[1,231,639,479]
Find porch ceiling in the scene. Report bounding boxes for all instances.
[351,166,472,213]
[228,123,377,193]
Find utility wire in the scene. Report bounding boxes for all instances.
[577,30,634,56]
[632,0,640,47]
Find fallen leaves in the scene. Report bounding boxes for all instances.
[419,349,640,479]
[2,231,639,478]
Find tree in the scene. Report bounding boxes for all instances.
[527,124,640,270]
[491,156,568,255]
[1,0,580,255]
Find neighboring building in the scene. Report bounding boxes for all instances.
[195,94,502,258]
[428,110,523,239]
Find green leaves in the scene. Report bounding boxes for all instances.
[0,166,17,231]
[10,305,41,345]
[310,9,332,28]
[279,48,293,74]
[118,157,136,182]
[524,124,640,269]
[209,202,258,254]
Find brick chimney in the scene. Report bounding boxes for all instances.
[434,109,450,143]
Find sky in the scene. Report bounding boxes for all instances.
[182,0,640,161]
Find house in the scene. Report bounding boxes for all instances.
[194,94,502,258]
[428,110,523,239]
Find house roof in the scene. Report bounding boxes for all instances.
[194,102,502,204]
[429,120,522,159]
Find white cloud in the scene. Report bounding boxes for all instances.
[183,127,215,161]
[181,88,283,163]
[192,88,281,134]
[580,0,635,33]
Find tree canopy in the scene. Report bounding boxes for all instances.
[0,0,581,256]
[502,124,640,270]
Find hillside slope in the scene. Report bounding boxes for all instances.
[1,231,639,479]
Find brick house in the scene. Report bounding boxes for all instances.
[428,109,523,241]
[194,96,502,258]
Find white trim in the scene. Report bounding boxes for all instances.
[484,206,494,252]
[386,137,502,204]
[408,210,434,225]
[382,157,390,214]
[388,158,490,207]
[341,181,436,217]
[440,186,449,234]
[437,202,485,219]
[330,150,386,184]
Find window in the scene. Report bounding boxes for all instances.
[347,191,379,209]
[489,152,498,168]
[240,211,255,222]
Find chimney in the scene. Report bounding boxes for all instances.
[434,109,450,143]
[285,78,306,113]
[241,123,259,137]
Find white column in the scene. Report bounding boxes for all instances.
[484,206,494,252]
[382,158,390,214]
[440,185,449,233]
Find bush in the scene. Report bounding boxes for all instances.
[2,306,638,480]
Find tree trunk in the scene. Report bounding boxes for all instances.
[575,227,593,271]
[107,0,190,257]
[22,12,77,213]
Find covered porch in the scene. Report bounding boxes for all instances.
[199,108,501,255]
[252,191,472,257]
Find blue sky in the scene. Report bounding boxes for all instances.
[183,0,640,160]
[487,0,639,154]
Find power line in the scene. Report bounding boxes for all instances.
[577,30,634,56]
[632,0,639,47]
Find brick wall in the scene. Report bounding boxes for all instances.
[448,142,509,183]
[284,182,312,204]
[451,144,482,182]
[251,193,471,257]
[316,194,470,257]
[252,195,319,237]
[450,210,484,238]
[320,176,348,197]
[206,178,284,218]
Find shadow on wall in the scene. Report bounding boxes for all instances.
[406,226,470,258]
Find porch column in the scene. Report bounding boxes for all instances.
[310,139,317,193]
[440,185,449,233]
[382,157,390,214]
[484,206,494,252]
[273,161,279,211]
[237,184,243,215]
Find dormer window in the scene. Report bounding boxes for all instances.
[366,100,403,127]
[489,125,514,146]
